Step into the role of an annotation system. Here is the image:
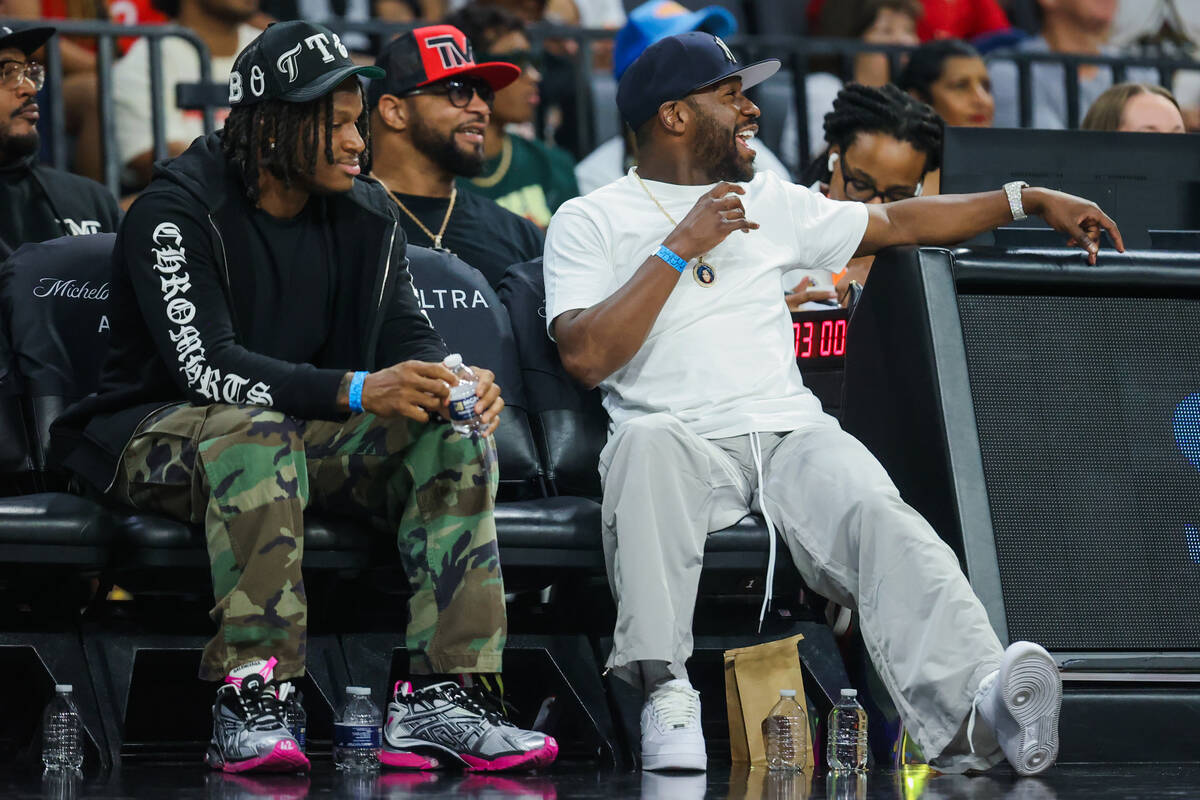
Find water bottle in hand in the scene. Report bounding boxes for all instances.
[42,684,84,771]
[827,688,868,772]
[333,686,381,772]
[443,354,482,436]
[762,688,808,772]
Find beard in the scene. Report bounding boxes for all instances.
[692,106,754,183]
[408,114,486,178]
[0,103,40,163]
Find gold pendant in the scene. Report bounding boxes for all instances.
[693,258,716,287]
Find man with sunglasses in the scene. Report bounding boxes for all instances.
[368,25,543,289]
[446,5,580,229]
[0,24,119,259]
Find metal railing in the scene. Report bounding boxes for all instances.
[7,17,1199,192]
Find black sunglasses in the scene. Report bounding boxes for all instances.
[404,77,495,109]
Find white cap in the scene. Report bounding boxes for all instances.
[779,689,797,697]
[55,684,73,693]
[443,353,463,369]
[347,686,371,696]
[841,688,857,697]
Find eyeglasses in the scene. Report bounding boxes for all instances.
[480,49,542,72]
[404,78,495,109]
[839,154,920,203]
[0,60,45,92]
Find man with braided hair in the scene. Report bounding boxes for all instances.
[545,32,1124,775]
[788,82,944,308]
[52,21,557,775]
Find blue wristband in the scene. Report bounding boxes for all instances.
[653,244,687,273]
[348,371,367,414]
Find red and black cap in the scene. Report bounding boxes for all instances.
[228,21,384,107]
[0,23,55,56]
[368,24,521,105]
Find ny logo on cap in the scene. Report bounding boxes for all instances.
[423,34,473,69]
[713,35,736,64]
[276,32,349,83]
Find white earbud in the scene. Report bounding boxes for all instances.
[914,182,923,197]
[827,151,839,173]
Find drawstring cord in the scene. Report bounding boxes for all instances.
[750,431,779,633]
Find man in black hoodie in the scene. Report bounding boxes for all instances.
[51,21,557,775]
[0,24,120,259]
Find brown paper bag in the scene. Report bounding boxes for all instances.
[724,633,812,771]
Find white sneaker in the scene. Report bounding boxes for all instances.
[640,679,707,772]
[976,641,1062,776]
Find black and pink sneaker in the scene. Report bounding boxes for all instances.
[204,658,310,774]
[381,681,558,772]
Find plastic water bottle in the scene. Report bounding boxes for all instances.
[333,686,381,771]
[284,690,307,753]
[443,354,482,436]
[42,684,84,771]
[827,688,868,772]
[762,689,808,772]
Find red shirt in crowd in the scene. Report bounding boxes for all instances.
[41,0,168,55]
[806,0,1010,42]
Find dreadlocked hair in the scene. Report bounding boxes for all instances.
[222,82,372,205]
[801,82,944,187]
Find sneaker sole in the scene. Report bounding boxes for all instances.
[1000,643,1062,776]
[642,750,707,772]
[205,740,311,774]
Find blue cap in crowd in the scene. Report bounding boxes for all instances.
[616,31,779,130]
[613,0,737,80]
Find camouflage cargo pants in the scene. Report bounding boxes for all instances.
[110,403,504,681]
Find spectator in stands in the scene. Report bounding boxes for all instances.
[367,24,544,287]
[1110,0,1200,128]
[1081,82,1187,131]
[779,0,923,170]
[574,0,793,196]
[51,21,556,775]
[0,24,120,258]
[897,39,992,194]
[808,0,1012,43]
[989,0,1158,129]
[545,31,1123,776]
[445,5,579,228]
[113,0,262,187]
[790,84,942,309]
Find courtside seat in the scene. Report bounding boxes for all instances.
[0,492,113,566]
[494,496,603,569]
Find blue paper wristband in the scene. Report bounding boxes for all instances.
[348,371,367,414]
[654,244,687,273]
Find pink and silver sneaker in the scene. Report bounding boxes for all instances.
[381,681,558,772]
[204,658,310,774]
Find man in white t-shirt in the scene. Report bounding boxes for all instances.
[544,32,1124,776]
[114,0,260,186]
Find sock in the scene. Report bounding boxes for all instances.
[638,660,675,703]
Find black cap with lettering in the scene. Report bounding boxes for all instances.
[228,20,384,107]
[617,31,779,130]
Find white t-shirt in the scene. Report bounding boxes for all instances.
[543,169,869,438]
[114,25,259,170]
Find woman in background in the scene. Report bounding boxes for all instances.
[1081,83,1187,133]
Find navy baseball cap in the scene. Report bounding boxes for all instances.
[228,21,384,107]
[0,23,55,56]
[617,31,779,130]
[613,0,736,80]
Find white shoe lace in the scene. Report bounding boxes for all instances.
[650,683,699,730]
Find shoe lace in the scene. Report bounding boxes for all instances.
[437,683,508,727]
[236,678,290,732]
[462,684,521,726]
[651,684,698,729]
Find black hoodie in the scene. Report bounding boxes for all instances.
[51,132,448,492]
[0,154,122,257]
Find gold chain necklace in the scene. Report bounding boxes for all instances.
[372,172,456,251]
[633,168,717,287]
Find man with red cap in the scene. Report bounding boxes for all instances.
[368,25,544,289]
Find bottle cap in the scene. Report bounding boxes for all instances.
[779,689,797,697]
[54,684,73,693]
[347,686,371,696]
[443,353,463,369]
[841,688,857,697]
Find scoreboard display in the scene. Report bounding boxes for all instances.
[792,307,848,370]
